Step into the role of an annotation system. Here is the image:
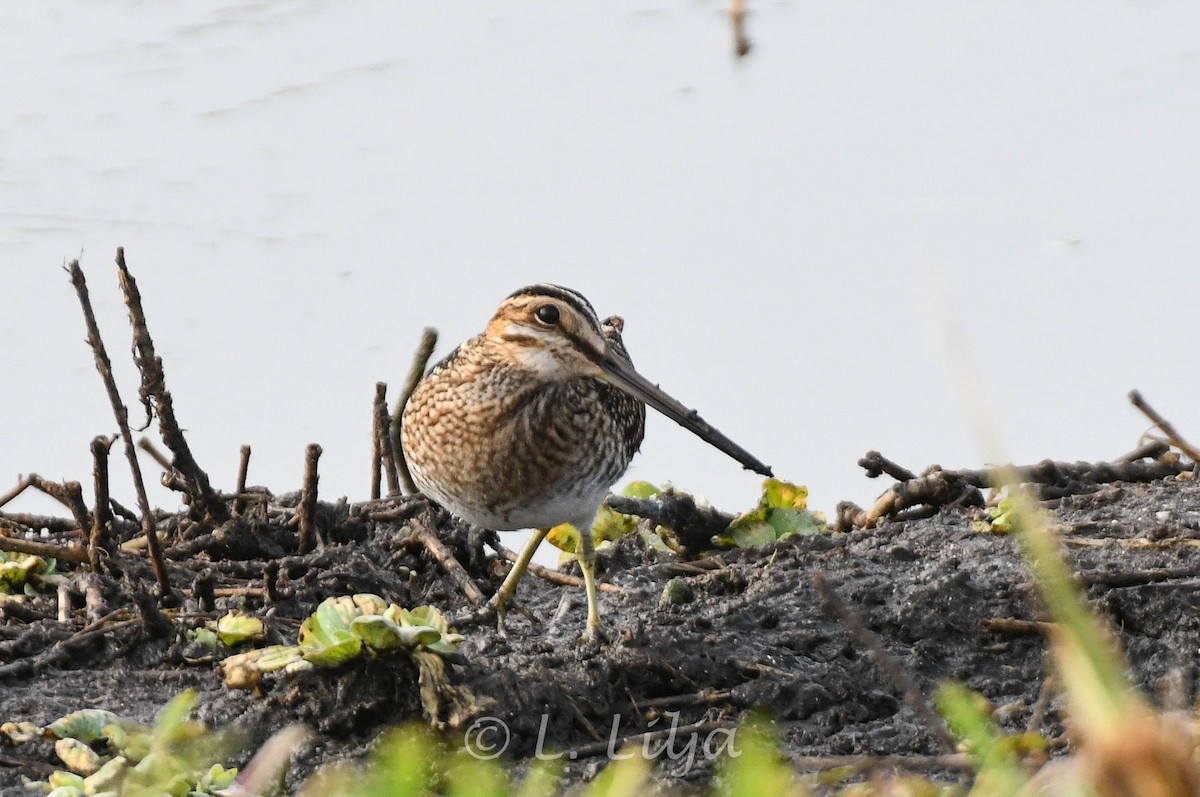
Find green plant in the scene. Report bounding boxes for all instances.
[25,691,238,797]
[719,479,826,548]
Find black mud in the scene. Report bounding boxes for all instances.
[2,474,1200,793]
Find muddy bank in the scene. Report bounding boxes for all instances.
[2,466,1199,792]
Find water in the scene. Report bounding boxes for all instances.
[3,2,1198,534]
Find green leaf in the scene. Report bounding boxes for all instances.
[621,481,660,499]
[47,709,122,745]
[54,738,102,776]
[215,611,267,648]
[298,598,363,665]
[721,479,826,549]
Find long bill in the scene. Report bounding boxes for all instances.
[598,348,773,478]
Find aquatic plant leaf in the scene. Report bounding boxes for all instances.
[762,478,808,510]
[103,723,153,764]
[546,522,581,555]
[215,611,267,648]
[403,605,451,634]
[46,709,122,745]
[300,633,360,667]
[621,481,661,499]
[720,479,826,548]
[188,627,218,647]
[298,598,363,665]
[350,593,389,616]
[220,644,310,688]
[46,769,86,791]
[197,762,238,791]
[54,738,103,776]
[83,756,128,794]
[1,720,42,744]
[351,615,440,650]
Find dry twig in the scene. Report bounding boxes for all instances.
[980,617,1055,636]
[409,522,485,607]
[0,535,88,564]
[117,249,228,523]
[234,445,251,516]
[1129,389,1200,462]
[372,383,401,499]
[297,444,322,553]
[841,449,1189,531]
[392,327,438,494]
[67,257,173,598]
[89,436,114,569]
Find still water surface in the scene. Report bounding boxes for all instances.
[3,3,1198,536]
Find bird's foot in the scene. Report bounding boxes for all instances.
[573,623,609,651]
[493,602,509,638]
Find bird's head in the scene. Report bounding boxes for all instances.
[483,283,773,478]
[486,284,614,381]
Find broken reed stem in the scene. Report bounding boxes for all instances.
[234,445,251,516]
[89,436,114,569]
[374,383,401,498]
[1026,675,1054,734]
[410,523,485,606]
[980,617,1055,635]
[392,327,438,494]
[0,476,35,511]
[67,257,172,598]
[0,534,89,564]
[14,475,92,533]
[370,388,383,501]
[116,248,228,523]
[298,444,322,553]
[813,571,958,753]
[0,514,79,533]
[1129,389,1200,462]
[858,450,918,482]
[136,438,172,472]
[264,560,280,604]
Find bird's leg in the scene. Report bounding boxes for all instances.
[577,528,602,644]
[489,527,549,628]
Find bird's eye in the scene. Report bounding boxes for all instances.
[535,304,560,325]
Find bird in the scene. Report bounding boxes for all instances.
[399,284,772,642]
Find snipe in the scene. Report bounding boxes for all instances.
[400,284,771,641]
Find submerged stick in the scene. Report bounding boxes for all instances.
[116,248,228,523]
[392,327,438,494]
[67,258,173,598]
